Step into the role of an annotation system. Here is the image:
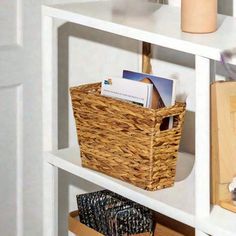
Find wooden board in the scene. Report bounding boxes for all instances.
[154,223,184,236]
[153,212,195,236]
[69,210,193,236]
[142,42,152,74]
[68,211,151,236]
[211,81,236,204]
[220,200,236,213]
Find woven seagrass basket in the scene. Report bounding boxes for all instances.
[70,83,186,191]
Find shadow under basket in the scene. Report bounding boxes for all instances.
[68,211,151,236]
[70,83,186,191]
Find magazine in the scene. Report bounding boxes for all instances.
[123,70,176,129]
[122,70,176,109]
[101,77,153,108]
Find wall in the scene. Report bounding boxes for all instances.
[55,1,235,235]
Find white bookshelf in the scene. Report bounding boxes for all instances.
[42,1,236,236]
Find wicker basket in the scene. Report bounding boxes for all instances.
[70,83,186,191]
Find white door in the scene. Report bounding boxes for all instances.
[0,0,93,235]
[0,0,43,235]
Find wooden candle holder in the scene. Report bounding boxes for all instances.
[181,0,217,33]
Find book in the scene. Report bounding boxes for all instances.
[101,77,153,108]
[123,70,176,129]
[122,70,176,109]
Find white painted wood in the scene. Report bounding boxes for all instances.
[195,56,214,219]
[0,0,18,46]
[0,0,22,46]
[0,85,23,236]
[16,0,23,46]
[16,85,23,236]
[45,147,195,227]
[42,15,58,152]
[42,2,236,235]
[42,13,59,236]
[0,0,57,234]
[168,0,181,7]
[43,162,58,236]
[195,230,208,236]
[233,0,236,17]
[42,1,236,63]
[197,206,236,236]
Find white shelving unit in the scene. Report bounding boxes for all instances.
[42,1,236,236]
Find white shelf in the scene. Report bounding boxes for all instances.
[42,2,236,235]
[198,206,236,236]
[43,0,236,63]
[45,148,236,236]
[45,146,195,227]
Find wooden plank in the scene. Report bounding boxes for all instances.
[68,211,151,236]
[68,210,195,236]
[211,81,220,204]
[154,212,195,236]
[142,42,152,74]
[220,200,236,213]
[154,223,184,236]
[211,81,236,205]
[211,81,236,183]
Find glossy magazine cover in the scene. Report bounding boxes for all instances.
[123,70,175,109]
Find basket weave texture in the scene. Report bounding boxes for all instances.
[70,83,186,191]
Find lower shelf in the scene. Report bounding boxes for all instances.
[45,146,236,236]
[45,146,195,227]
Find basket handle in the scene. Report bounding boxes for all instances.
[159,113,183,132]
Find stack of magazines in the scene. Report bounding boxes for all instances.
[101,70,176,110]
[76,190,153,236]
[101,70,176,129]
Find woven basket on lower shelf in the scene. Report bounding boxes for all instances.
[70,83,186,191]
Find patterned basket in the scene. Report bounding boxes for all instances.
[70,83,186,191]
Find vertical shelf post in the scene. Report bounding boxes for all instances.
[42,11,58,236]
[43,162,58,236]
[195,55,215,236]
[42,12,58,152]
[233,0,236,17]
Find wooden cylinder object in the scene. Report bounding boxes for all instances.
[142,42,152,74]
[181,0,217,33]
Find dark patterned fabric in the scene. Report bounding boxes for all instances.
[77,190,153,236]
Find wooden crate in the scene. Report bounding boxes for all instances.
[68,211,151,236]
[69,210,195,236]
[211,81,236,211]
